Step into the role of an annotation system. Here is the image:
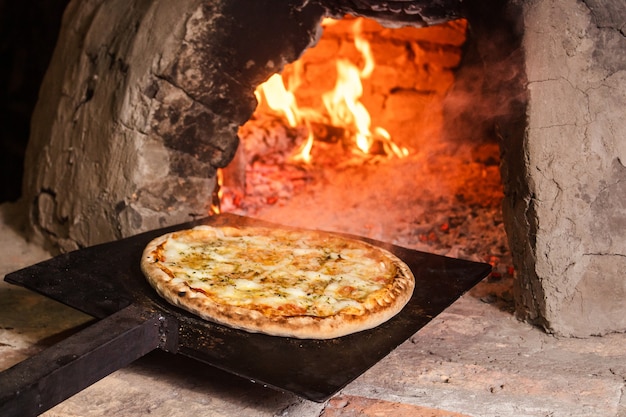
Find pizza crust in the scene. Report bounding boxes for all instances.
[141,225,415,339]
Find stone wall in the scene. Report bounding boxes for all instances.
[506,0,626,336]
[21,0,324,252]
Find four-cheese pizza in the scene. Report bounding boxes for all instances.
[141,225,415,339]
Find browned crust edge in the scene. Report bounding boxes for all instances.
[140,226,415,339]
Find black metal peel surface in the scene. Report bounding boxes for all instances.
[0,213,491,416]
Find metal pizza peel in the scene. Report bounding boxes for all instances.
[0,213,491,417]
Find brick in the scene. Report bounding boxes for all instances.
[321,395,472,417]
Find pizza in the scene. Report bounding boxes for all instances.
[140,224,415,339]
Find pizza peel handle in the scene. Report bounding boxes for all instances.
[0,304,168,417]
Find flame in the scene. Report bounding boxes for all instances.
[253,17,408,163]
[255,73,298,127]
[290,130,315,164]
[354,19,375,78]
[210,168,224,214]
[322,58,372,154]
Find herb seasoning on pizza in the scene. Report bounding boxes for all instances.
[141,225,415,339]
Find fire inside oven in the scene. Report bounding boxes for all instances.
[213,16,511,280]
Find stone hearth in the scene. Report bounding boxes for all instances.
[1,202,625,416]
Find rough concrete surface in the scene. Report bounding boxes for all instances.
[513,0,626,336]
[1,202,625,416]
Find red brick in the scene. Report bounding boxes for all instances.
[321,395,473,417]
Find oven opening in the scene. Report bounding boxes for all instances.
[213,15,512,292]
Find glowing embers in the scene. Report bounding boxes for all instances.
[252,17,408,164]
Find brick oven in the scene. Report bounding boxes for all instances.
[16,0,626,342]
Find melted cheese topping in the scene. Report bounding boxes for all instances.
[158,226,397,318]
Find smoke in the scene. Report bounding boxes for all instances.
[441,0,528,147]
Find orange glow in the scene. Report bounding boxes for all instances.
[252,17,408,163]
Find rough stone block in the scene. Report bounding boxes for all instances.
[508,0,626,336]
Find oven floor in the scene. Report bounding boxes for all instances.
[1,202,625,417]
